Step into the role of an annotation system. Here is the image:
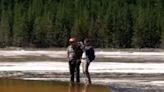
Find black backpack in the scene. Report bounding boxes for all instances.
[85,46,95,61]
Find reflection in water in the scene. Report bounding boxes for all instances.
[68,83,110,92]
[0,78,109,92]
[68,83,88,92]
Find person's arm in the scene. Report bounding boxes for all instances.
[67,47,70,61]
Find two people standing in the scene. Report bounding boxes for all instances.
[67,38,95,84]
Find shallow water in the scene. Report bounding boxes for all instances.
[0,78,110,92]
[0,61,164,92]
[1,49,164,92]
[0,61,164,86]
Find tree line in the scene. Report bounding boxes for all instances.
[0,0,164,48]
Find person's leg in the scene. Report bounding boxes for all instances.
[86,62,91,84]
[81,59,87,81]
[76,59,81,83]
[81,59,85,74]
[69,60,75,83]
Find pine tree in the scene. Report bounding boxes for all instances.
[13,1,27,47]
[0,10,10,47]
[0,0,163,48]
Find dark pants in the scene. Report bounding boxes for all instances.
[69,59,81,83]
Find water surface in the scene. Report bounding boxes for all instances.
[0,78,110,92]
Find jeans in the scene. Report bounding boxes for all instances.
[69,59,81,83]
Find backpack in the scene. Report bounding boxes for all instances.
[85,46,95,61]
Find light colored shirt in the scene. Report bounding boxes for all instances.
[67,45,76,60]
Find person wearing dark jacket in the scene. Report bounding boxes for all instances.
[81,39,95,84]
[67,38,83,83]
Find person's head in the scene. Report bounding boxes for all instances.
[69,37,76,46]
[84,39,90,46]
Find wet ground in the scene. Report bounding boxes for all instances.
[0,50,164,92]
[0,61,164,92]
[0,78,109,92]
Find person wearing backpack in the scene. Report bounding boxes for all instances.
[81,38,95,84]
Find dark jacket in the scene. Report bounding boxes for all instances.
[75,45,83,59]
